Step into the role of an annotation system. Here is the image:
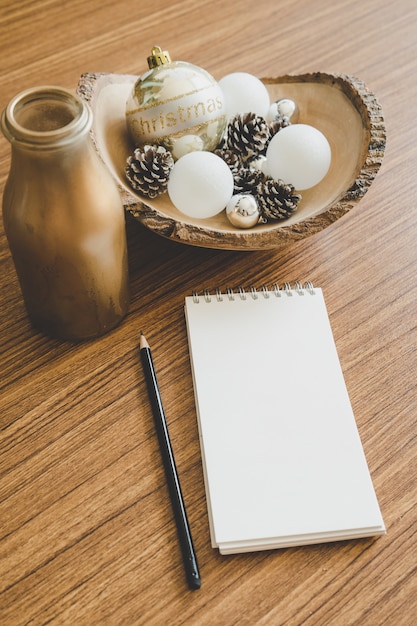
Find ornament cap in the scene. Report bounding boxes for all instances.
[147,46,172,69]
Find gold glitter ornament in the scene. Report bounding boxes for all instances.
[126,46,227,158]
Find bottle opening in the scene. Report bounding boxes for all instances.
[15,98,77,132]
[1,86,92,148]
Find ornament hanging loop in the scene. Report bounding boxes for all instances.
[147,46,171,69]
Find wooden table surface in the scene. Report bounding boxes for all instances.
[1,1,416,624]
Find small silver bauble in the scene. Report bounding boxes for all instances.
[266,98,300,124]
[226,194,260,229]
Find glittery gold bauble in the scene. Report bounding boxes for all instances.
[126,46,227,159]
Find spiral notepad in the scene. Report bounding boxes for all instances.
[184,282,385,555]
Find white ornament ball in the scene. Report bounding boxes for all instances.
[266,124,331,190]
[226,194,260,228]
[167,151,234,219]
[126,58,227,153]
[218,72,270,118]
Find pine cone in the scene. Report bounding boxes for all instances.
[226,113,270,161]
[257,178,302,221]
[126,144,174,198]
[214,133,227,151]
[214,148,242,177]
[233,166,266,195]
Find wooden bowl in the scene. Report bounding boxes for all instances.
[77,72,385,250]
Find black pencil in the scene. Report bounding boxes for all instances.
[139,332,201,590]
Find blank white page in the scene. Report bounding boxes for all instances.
[185,287,385,554]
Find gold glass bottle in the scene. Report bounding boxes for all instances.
[1,86,129,340]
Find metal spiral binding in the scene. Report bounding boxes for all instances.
[191,282,315,302]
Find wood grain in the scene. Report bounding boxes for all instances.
[1,0,416,624]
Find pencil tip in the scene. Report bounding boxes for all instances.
[139,332,149,350]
